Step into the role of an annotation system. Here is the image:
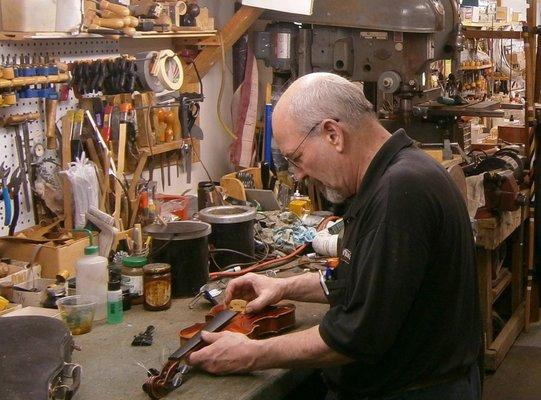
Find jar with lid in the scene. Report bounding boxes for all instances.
[121,256,147,305]
[143,263,171,311]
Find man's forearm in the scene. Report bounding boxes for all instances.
[253,325,353,369]
[279,272,328,303]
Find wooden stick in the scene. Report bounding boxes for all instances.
[113,123,127,228]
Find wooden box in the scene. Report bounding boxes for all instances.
[497,125,530,154]
[0,233,93,279]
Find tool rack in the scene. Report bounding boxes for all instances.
[0,34,208,236]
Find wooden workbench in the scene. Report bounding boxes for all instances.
[475,201,529,371]
[72,291,328,399]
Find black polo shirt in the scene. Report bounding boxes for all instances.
[319,129,481,398]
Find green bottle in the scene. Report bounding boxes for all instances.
[107,280,123,324]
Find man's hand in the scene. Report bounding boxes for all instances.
[186,331,259,374]
[224,273,285,313]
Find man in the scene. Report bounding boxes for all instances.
[187,72,482,400]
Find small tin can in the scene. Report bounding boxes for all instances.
[143,263,171,311]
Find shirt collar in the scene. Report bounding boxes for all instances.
[344,129,413,219]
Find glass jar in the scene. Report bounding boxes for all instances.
[121,256,147,305]
[143,263,171,311]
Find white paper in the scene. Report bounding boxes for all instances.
[242,0,313,15]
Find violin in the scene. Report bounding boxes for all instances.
[142,301,296,399]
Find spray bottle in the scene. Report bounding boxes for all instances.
[75,229,108,321]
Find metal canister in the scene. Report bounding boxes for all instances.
[143,263,171,311]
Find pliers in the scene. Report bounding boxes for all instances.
[0,162,11,226]
[7,167,23,236]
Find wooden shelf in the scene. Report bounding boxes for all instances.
[461,64,493,71]
[0,30,216,41]
[492,269,512,304]
[140,138,195,156]
[462,21,515,28]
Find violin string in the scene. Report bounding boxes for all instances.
[135,360,153,376]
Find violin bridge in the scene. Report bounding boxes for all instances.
[228,299,247,313]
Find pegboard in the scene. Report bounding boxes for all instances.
[0,38,120,236]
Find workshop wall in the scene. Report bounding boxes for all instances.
[0,0,236,235]
[137,0,236,196]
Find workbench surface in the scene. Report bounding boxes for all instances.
[72,294,328,399]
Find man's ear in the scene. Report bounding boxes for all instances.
[323,119,344,153]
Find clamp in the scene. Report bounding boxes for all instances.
[7,167,23,236]
[0,163,11,226]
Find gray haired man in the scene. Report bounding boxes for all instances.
[188,72,482,400]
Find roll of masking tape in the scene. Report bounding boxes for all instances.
[135,51,166,94]
[150,49,183,91]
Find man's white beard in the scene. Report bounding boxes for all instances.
[321,186,348,204]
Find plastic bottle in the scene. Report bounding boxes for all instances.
[75,229,108,321]
[107,280,123,324]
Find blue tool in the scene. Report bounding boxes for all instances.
[0,162,12,226]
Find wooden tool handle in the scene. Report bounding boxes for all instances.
[123,15,139,27]
[99,9,118,19]
[45,99,58,150]
[122,26,136,36]
[100,0,130,17]
[92,16,125,29]
[2,112,40,126]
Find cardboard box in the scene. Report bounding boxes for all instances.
[496,6,511,22]
[0,263,41,286]
[0,233,94,279]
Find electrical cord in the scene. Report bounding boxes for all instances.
[208,215,340,280]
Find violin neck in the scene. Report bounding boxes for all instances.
[169,310,238,360]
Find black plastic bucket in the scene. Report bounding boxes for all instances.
[198,205,256,270]
[144,221,211,297]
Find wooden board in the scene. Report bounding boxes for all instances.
[476,202,529,250]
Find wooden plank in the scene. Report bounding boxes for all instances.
[511,224,524,310]
[476,249,494,346]
[463,30,523,40]
[180,6,263,87]
[476,203,529,250]
[492,269,512,303]
[485,302,525,371]
[113,124,127,229]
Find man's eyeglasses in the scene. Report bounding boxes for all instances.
[283,118,339,169]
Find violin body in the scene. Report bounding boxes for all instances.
[143,303,296,399]
[179,303,296,344]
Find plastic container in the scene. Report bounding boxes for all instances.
[1,0,56,32]
[145,221,211,297]
[56,295,96,335]
[121,256,147,305]
[75,230,108,321]
[107,280,123,324]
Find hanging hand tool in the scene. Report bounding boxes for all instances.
[88,0,130,16]
[0,163,11,226]
[1,113,40,212]
[7,167,22,236]
[45,98,58,149]
[71,110,84,160]
[181,143,192,184]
